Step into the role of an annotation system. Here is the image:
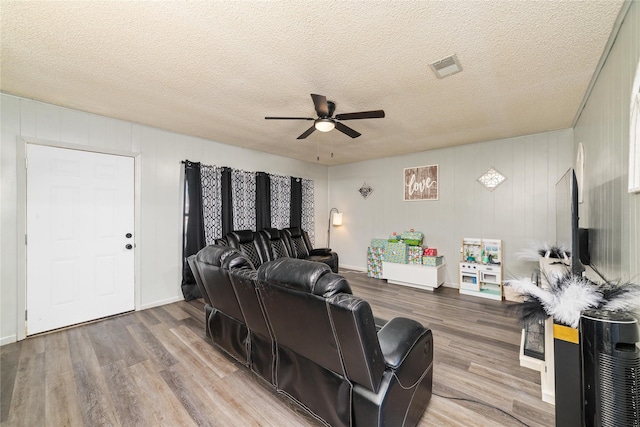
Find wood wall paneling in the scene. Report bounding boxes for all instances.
[573,1,639,282]
[329,130,573,282]
[0,94,329,344]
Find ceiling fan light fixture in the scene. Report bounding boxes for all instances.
[315,118,335,132]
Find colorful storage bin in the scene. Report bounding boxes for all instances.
[408,246,423,265]
[401,230,424,246]
[422,256,443,267]
[386,242,408,264]
[367,247,384,279]
[424,248,438,256]
[370,238,388,249]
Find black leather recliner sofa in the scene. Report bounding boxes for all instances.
[189,245,433,427]
[226,227,339,272]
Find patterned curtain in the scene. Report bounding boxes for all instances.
[200,165,223,245]
[301,179,315,245]
[181,161,205,300]
[232,169,257,231]
[255,172,271,230]
[181,159,315,299]
[183,160,314,244]
[270,174,291,229]
[290,177,302,229]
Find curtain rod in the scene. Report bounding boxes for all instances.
[181,160,306,181]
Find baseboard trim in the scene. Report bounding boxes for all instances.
[339,264,368,273]
[1,334,17,346]
[340,266,459,290]
[139,295,184,311]
[1,296,185,346]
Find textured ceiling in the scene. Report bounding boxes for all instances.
[0,1,624,165]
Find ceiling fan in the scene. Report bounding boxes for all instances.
[265,94,385,139]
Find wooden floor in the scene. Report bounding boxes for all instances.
[1,270,554,427]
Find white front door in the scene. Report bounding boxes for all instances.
[26,144,135,335]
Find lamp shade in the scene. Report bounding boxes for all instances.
[332,212,343,226]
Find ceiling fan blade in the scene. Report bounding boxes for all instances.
[335,122,361,138]
[311,94,329,117]
[335,110,385,120]
[297,126,316,139]
[265,116,314,120]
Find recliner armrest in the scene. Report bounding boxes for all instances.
[377,317,432,370]
[309,248,332,256]
[373,316,388,331]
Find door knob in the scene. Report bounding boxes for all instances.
[126,244,133,250]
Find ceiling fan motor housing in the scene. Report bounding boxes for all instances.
[325,101,336,118]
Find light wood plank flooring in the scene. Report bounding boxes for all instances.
[1,270,554,426]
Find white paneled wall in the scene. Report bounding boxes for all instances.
[574,1,640,282]
[0,94,328,344]
[328,129,573,285]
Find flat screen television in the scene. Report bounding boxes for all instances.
[556,168,584,275]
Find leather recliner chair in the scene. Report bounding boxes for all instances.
[258,227,292,262]
[226,229,268,268]
[257,258,433,427]
[257,258,352,427]
[189,245,253,364]
[282,227,339,272]
[330,293,433,426]
[228,264,276,384]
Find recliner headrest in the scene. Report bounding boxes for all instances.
[261,228,281,240]
[257,258,348,297]
[315,272,352,297]
[195,245,240,267]
[224,251,255,270]
[230,229,255,244]
[285,227,303,238]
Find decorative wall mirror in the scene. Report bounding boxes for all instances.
[358,181,373,199]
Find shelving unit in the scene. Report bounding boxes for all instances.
[459,238,503,300]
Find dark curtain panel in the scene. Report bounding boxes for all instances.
[181,160,204,300]
[290,177,303,228]
[256,172,271,230]
[221,167,234,236]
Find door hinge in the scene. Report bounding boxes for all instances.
[25,310,28,321]
[25,234,27,245]
[25,157,28,169]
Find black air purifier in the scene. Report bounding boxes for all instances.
[581,310,640,427]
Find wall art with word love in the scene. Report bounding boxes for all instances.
[403,164,438,201]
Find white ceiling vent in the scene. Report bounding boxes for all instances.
[429,54,463,79]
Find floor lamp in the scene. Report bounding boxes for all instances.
[327,208,343,248]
